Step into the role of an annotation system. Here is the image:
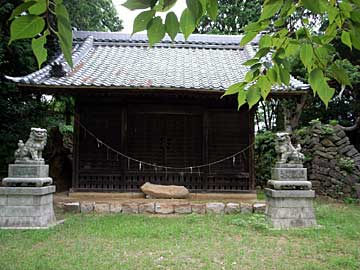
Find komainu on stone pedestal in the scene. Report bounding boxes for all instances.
[3,128,52,187]
[0,128,57,229]
[265,132,317,229]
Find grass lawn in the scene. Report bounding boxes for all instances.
[0,201,359,270]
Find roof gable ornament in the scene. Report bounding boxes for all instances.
[50,62,67,78]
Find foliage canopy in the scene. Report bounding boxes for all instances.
[8,0,360,109]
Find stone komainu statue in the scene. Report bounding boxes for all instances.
[275,132,304,164]
[14,128,47,163]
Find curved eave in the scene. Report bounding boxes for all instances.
[16,83,309,97]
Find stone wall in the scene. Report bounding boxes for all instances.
[295,121,360,199]
[60,201,266,215]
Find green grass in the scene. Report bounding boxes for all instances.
[0,201,359,270]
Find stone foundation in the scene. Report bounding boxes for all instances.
[0,186,56,229]
[265,188,316,229]
[60,201,265,215]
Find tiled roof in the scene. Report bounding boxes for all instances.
[6,31,309,92]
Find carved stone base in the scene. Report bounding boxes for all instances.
[265,188,317,229]
[2,177,53,187]
[3,164,52,187]
[271,167,307,181]
[0,186,56,229]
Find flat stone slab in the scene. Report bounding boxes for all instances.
[271,168,307,181]
[267,180,312,190]
[139,202,155,214]
[225,203,240,214]
[80,202,95,213]
[265,188,315,198]
[174,203,191,214]
[140,182,189,199]
[206,202,225,214]
[155,202,174,214]
[0,186,55,195]
[240,203,253,213]
[122,202,139,214]
[94,203,110,213]
[64,202,80,213]
[275,163,303,168]
[2,177,52,187]
[191,203,206,214]
[110,203,122,213]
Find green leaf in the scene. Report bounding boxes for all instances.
[285,40,299,57]
[222,82,246,97]
[165,12,179,41]
[147,16,165,46]
[329,62,352,87]
[309,68,322,95]
[300,43,313,70]
[246,86,261,109]
[267,68,277,83]
[237,90,247,109]
[314,46,330,67]
[350,10,360,23]
[56,3,73,67]
[259,0,283,21]
[245,71,253,82]
[186,0,202,22]
[132,10,155,34]
[9,15,45,44]
[240,31,257,46]
[122,0,153,10]
[9,1,37,20]
[243,22,262,32]
[28,0,47,15]
[350,26,360,50]
[279,66,290,85]
[341,31,352,50]
[259,35,272,48]
[302,0,322,13]
[180,8,195,39]
[32,32,48,69]
[309,68,335,107]
[243,58,259,66]
[328,6,338,24]
[206,0,218,20]
[154,0,177,12]
[257,76,272,100]
[255,47,270,58]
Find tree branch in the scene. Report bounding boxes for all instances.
[340,116,360,132]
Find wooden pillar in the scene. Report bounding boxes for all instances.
[202,110,209,172]
[72,97,80,190]
[248,106,256,191]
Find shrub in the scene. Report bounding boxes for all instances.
[255,131,277,188]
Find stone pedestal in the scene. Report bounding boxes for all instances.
[3,163,52,187]
[265,188,317,229]
[265,163,317,229]
[0,186,56,229]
